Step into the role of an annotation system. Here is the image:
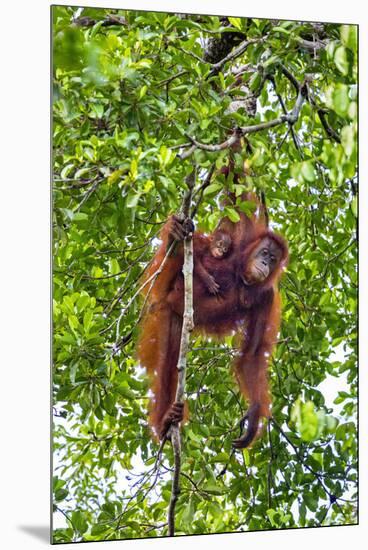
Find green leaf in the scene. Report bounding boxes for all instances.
[54,488,68,502]
[249,72,262,92]
[341,25,357,53]
[272,26,291,35]
[68,315,80,331]
[181,497,195,525]
[108,169,124,186]
[83,310,93,331]
[203,183,223,197]
[228,17,242,30]
[224,207,240,223]
[92,103,104,118]
[116,385,135,399]
[126,192,140,208]
[304,493,318,512]
[76,294,90,311]
[291,399,319,442]
[266,508,278,527]
[334,46,349,76]
[187,429,202,443]
[351,196,357,217]
[327,83,350,117]
[301,161,316,182]
[103,394,116,416]
[109,258,120,275]
[71,510,88,534]
[238,200,257,216]
[129,159,138,180]
[158,145,173,168]
[202,482,225,495]
[60,163,75,179]
[52,12,358,538]
[73,212,89,222]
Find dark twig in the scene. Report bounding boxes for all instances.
[191,163,216,218]
[171,142,192,151]
[114,241,176,344]
[74,177,104,212]
[268,75,301,153]
[315,107,341,143]
[157,70,189,87]
[280,64,300,92]
[267,421,275,509]
[260,191,269,228]
[280,64,340,143]
[271,419,340,508]
[171,44,207,64]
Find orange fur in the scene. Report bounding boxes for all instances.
[138,200,288,447]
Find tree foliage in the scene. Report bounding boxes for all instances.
[52,6,357,543]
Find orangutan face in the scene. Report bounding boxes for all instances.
[210,232,232,259]
[244,237,283,284]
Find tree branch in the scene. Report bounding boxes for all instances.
[296,36,326,51]
[182,77,309,157]
[114,241,176,346]
[280,64,300,93]
[207,37,264,78]
[268,74,301,153]
[177,144,197,160]
[73,14,127,27]
[167,171,195,536]
[315,106,341,143]
[157,70,189,87]
[280,64,340,142]
[191,163,216,218]
[184,128,242,152]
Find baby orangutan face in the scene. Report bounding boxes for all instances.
[244,237,283,284]
[210,232,232,259]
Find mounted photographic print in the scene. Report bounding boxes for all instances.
[52,4,358,544]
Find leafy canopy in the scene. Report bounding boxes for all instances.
[52,6,357,543]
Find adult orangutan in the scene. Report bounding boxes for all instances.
[137,196,288,448]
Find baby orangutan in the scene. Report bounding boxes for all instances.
[194,230,232,296]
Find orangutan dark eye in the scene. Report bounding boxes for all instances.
[262,249,268,257]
